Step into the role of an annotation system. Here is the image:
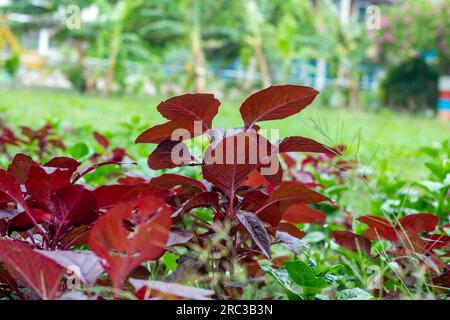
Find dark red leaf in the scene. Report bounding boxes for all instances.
[278,136,337,155]
[88,197,172,289]
[202,132,261,196]
[147,141,195,170]
[150,174,206,192]
[51,185,98,225]
[266,181,331,212]
[357,215,398,242]
[241,190,281,227]
[44,157,80,173]
[332,230,372,255]
[92,184,168,209]
[398,213,439,234]
[276,222,305,239]
[7,153,37,184]
[0,169,37,227]
[181,192,219,213]
[423,234,450,251]
[8,209,52,232]
[117,176,147,184]
[94,132,110,149]
[135,121,199,144]
[0,239,63,299]
[432,270,450,289]
[242,169,270,188]
[25,165,73,210]
[282,204,326,224]
[237,212,271,259]
[258,158,283,186]
[240,85,319,129]
[156,93,220,129]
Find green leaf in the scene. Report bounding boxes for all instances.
[261,266,301,300]
[283,260,328,298]
[69,142,89,159]
[162,252,179,272]
[336,288,372,300]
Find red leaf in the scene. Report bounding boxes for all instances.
[156,93,220,129]
[117,176,147,184]
[282,204,326,224]
[0,169,36,226]
[242,169,270,188]
[0,239,63,299]
[9,209,52,232]
[423,234,450,251]
[44,157,80,173]
[181,192,219,213]
[357,215,397,242]
[266,181,331,212]
[332,230,372,255]
[241,190,281,227]
[398,213,439,234]
[202,132,260,196]
[135,121,199,144]
[276,222,305,239]
[94,132,110,149]
[258,158,283,186]
[7,153,37,184]
[150,174,206,192]
[278,136,337,155]
[147,141,195,170]
[51,185,98,225]
[93,184,168,209]
[432,270,450,289]
[88,197,172,289]
[130,279,214,300]
[25,165,73,210]
[240,85,319,128]
[237,212,271,259]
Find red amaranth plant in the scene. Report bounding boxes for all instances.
[135,85,339,295]
[0,85,344,300]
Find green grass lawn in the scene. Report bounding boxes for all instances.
[1,87,449,179]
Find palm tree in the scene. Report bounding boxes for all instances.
[130,0,240,92]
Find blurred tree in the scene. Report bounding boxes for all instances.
[240,0,273,88]
[303,0,370,109]
[131,0,239,92]
[275,0,316,83]
[375,0,450,74]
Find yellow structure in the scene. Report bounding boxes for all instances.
[0,15,44,69]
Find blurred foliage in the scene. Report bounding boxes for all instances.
[381,57,438,112]
[376,0,450,73]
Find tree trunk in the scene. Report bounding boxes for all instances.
[349,78,360,110]
[243,57,257,90]
[192,35,206,92]
[103,21,123,96]
[254,43,271,88]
